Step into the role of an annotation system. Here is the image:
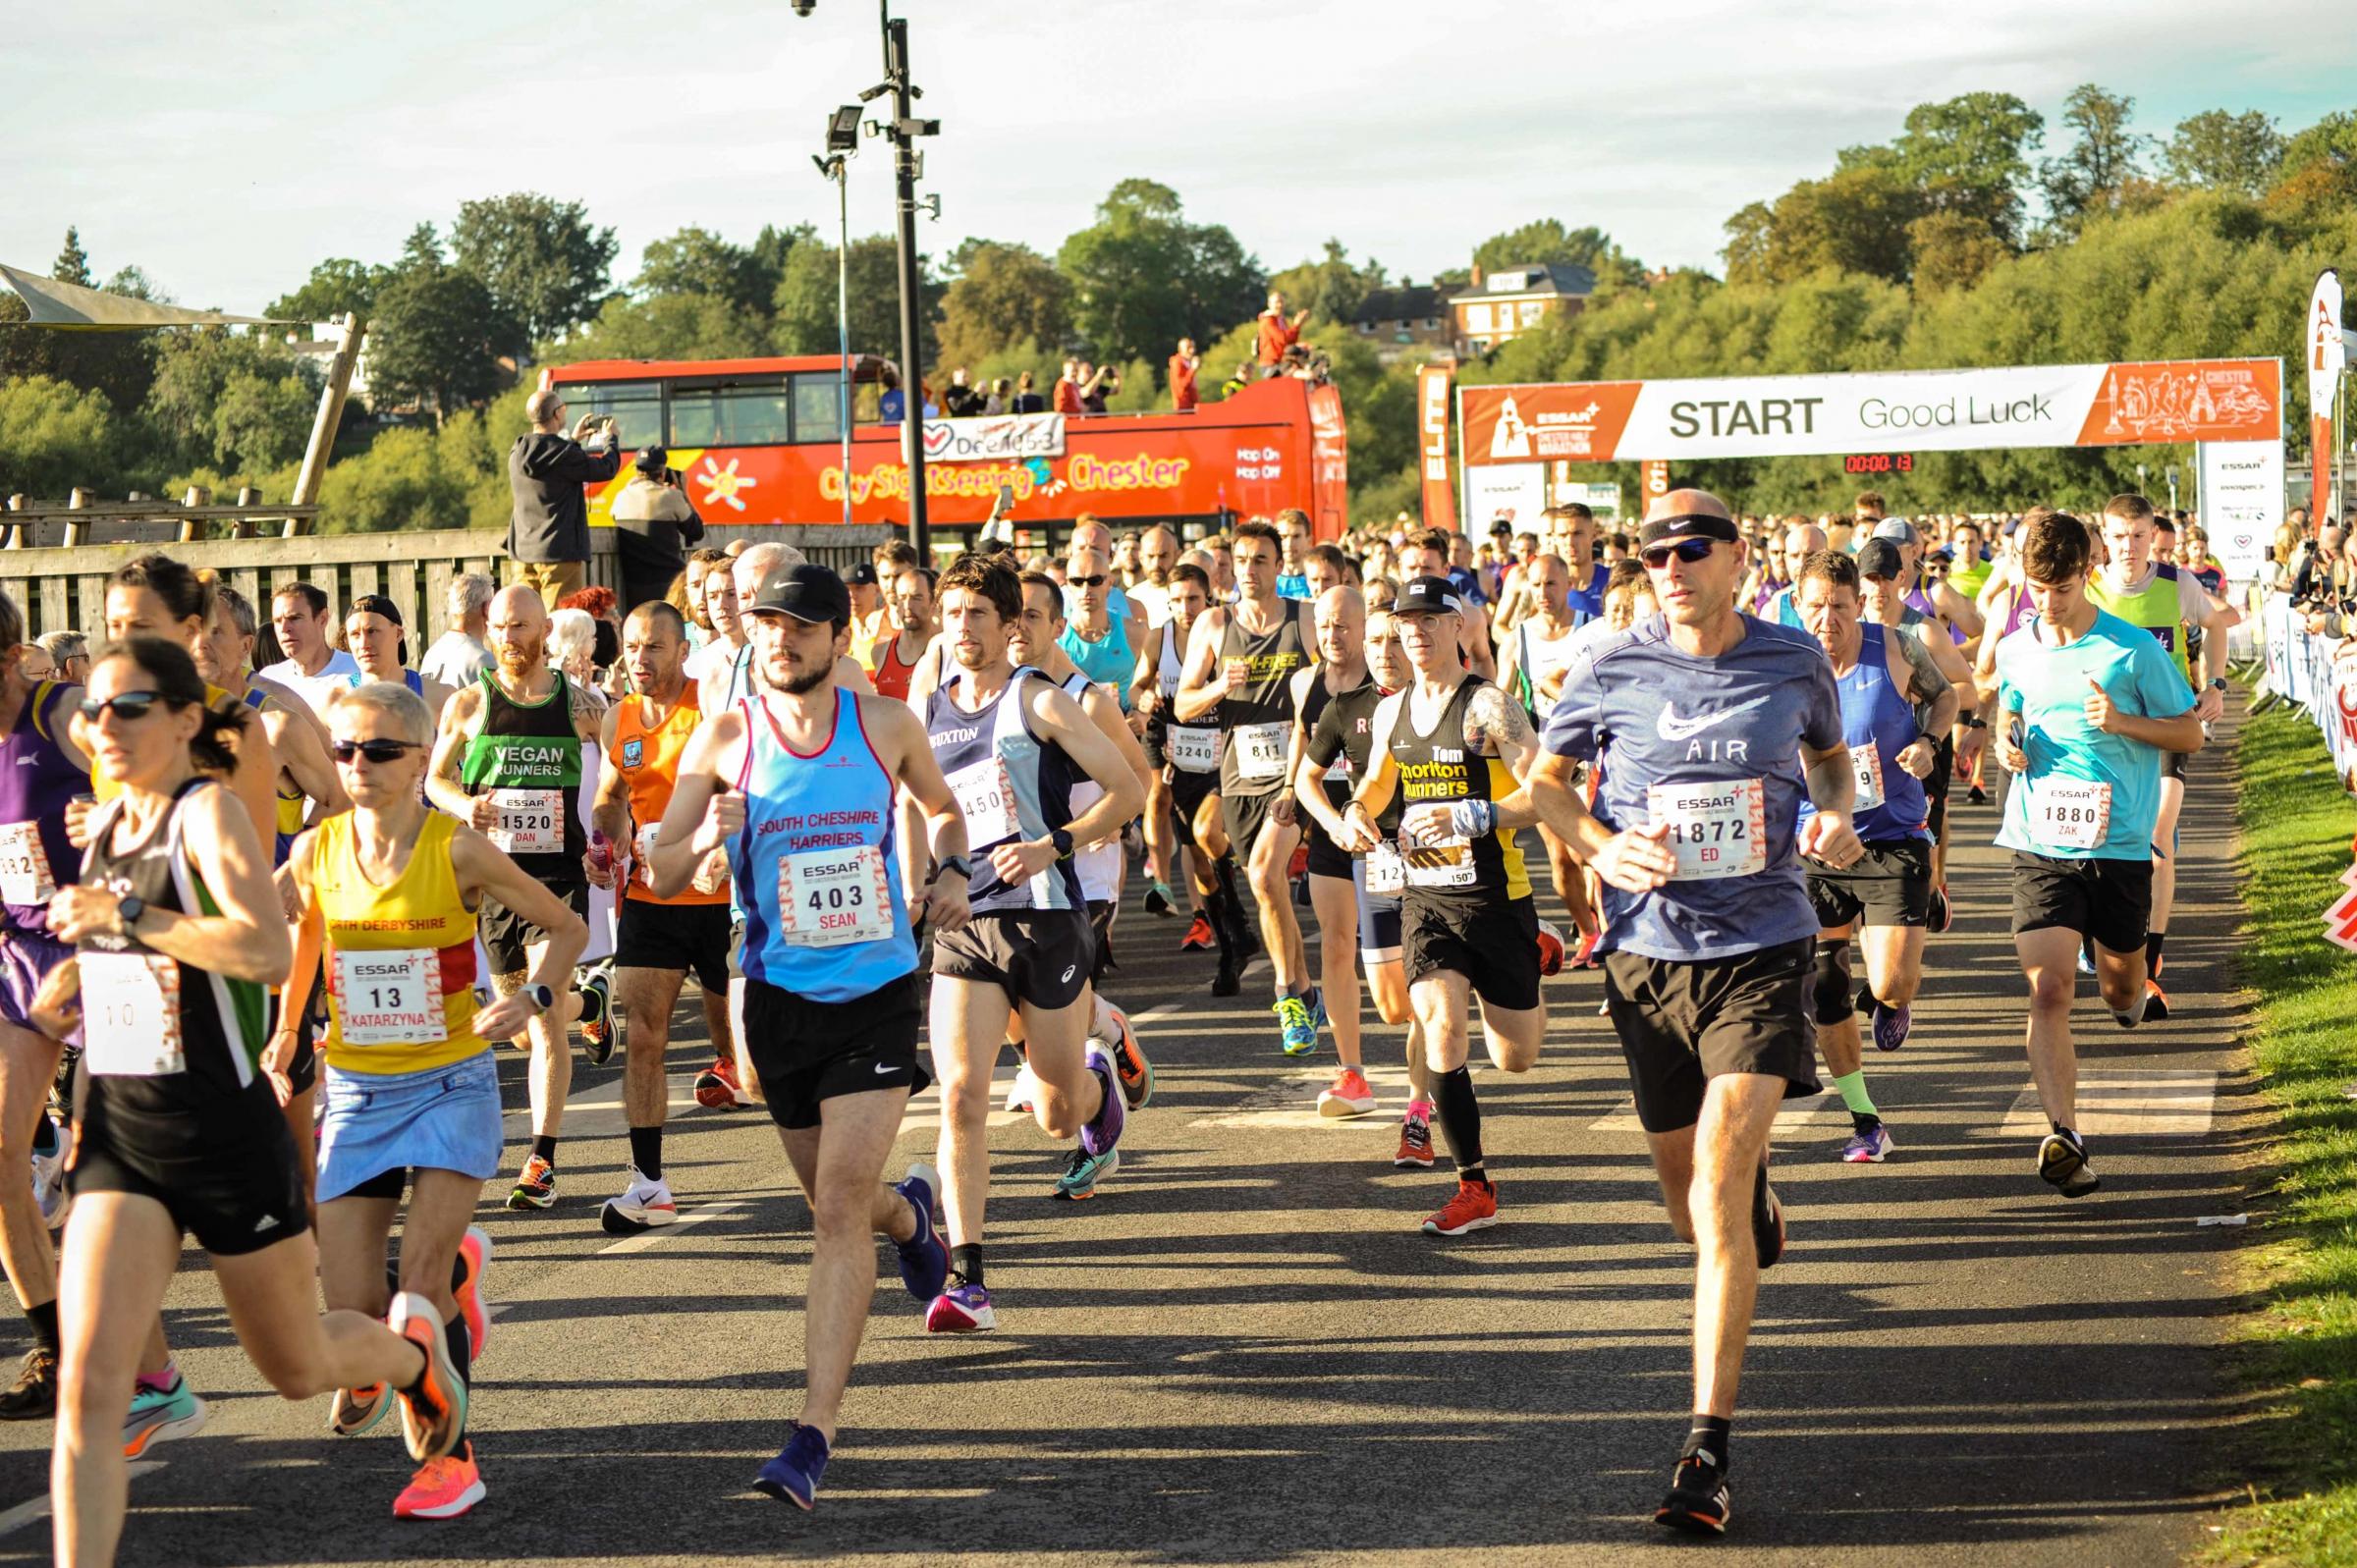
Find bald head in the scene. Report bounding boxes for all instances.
[1648,488,1732,525]
[525,389,566,429]
[488,584,550,674]
[734,541,801,600]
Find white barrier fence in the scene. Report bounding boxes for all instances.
[2259,591,2357,787]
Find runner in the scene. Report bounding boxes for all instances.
[1275,509,1316,601]
[1287,585,1380,1117]
[1994,512,2202,1197]
[587,602,737,1231]
[277,679,580,1517]
[41,637,463,1566]
[194,581,346,865]
[1175,518,1320,1053]
[259,581,361,717]
[1754,522,1826,628]
[1058,543,1134,707]
[866,564,934,705]
[426,586,600,1210]
[1858,539,1978,932]
[691,550,749,712]
[1393,528,1499,679]
[921,552,1146,1330]
[1501,551,1603,954]
[1339,575,1547,1233]
[1527,489,1861,1536]
[2087,493,2234,1015]
[345,595,455,724]
[1793,550,1956,1163]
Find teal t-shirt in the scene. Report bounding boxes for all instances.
[1994,609,2197,861]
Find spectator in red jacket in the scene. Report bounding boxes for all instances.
[1053,356,1085,415]
[1169,338,1200,411]
[1255,291,1308,371]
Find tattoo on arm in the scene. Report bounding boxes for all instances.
[1464,684,1531,756]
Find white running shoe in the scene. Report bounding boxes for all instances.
[1005,1062,1040,1114]
[598,1167,679,1235]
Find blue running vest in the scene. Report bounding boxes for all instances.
[926,667,1081,914]
[1803,622,1930,843]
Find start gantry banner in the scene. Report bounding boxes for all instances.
[1459,358,2282,465]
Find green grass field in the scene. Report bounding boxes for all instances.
[2209,704,2357,1565]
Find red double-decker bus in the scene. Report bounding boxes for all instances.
[539,353,1347,550]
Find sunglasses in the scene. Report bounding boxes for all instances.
[1067,574,1108,588]
[77,691,168,724]
[1639,538,1717,569]
[331,738,421,765]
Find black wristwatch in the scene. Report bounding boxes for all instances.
[932,855,972,884]
[2208,677,2228,692]
[1048,828,1075,858]
[115,893,146,935]
[1965,717,1988,730]
[523,983,556,1014]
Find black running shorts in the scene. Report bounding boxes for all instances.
[1602,937,1823,1135]
[481,882,590,976]
[1086,898,1117,985]
[2008,850,2152,954]
[1807,840,1934,930]
[68,1081,311,1257]
[738,970,928,1132]
[1403,894,1541,1011]
[1170,768,1220,852]
[616,898,733,995]
[1302,816,1353,880]
[1221,788,1291,865]
[931,909,1094,1011]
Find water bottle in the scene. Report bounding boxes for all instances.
[586,830,613,883]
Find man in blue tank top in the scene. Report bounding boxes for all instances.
[1528,489,1860,1538]
[922,553,1147,1336]
[1793,551,1956,1166]
[650,561,973,1513]
[1057,544,1134,708]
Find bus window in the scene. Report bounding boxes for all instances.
[669,380,791,448]
[554,380,661,442]
[792,372,845,445]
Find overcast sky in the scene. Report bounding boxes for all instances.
[4,0,2352,314]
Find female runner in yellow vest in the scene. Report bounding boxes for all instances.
[272,680,587,1521]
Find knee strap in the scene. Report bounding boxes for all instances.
[1812,940,1854,1026]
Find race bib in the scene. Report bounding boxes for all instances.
[777,844,895,946]
[1364,841,1405,895]
[1169,725,1223,775]
[334,948,441,1047]
[1233,722,1288,782]
[1648,779,1768,881]
[947,756,1023,844]
[636,822,731,894]
[1850,743,1885,813]
[0,821,56,905]
[1401,835,1476,890]
[484,788,563,855]
[80,950,185,1077]
[2029,779,2111,850]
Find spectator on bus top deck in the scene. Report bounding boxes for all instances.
[1255,290,1308,371]
[1170,339,1200,412]
[942,369,983,419]
[1054,358,1086,415]
[1013,370,1046,414]
[1081,360,1115,415]
[610,445,706,617]
[984,377,1012,416]
[879,366,905,424]
[508,386,623,608]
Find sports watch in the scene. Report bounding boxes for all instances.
[932,855,972,884]
[115,893,146,935]
[1048,828,1075,858]
[523,983,556,1014]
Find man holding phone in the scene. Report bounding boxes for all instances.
[508,389,623,609]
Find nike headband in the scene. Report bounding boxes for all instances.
[1637,514,1741,548]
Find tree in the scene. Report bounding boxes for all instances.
[1471,220,1641,288]
[209,370,316,471]
[266,258,391,324]
[771,235,931,366]
[1874,92,2045,243]
[935,240,1070,372]
[2164,109,2284,196]
[1720,162,1924,286]
[1056,180,1265,368]
[632,227,780,316]
[144,328,317,471]
[0,376,119,499]
[367,227,517,423]
[565,291,773,362]
[1267,241,1388,327]
[52,228,91,287]
[1906,211,2008,297]
[449,192,618,351]
[2040,83,2153,227]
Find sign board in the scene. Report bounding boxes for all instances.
[1641,460,1672,510]
[1460,358,2283,465]
[1552,477,1621,522]
[1418,364,1456,531]
[1462,462,1548,534]
[2197,439,2282,585]
[2310,270,2344,520]
[920,411,1066,463]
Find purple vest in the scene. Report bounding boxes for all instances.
[0,682,88,938]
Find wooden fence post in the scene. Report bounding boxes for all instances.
[62,490,90,549]
[177,486,212,544]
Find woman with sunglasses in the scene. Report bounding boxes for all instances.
[344,595,454,726]
[275,680,585,1520]
[39,639,465,1567]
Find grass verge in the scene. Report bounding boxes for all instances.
[2210,704,2357,1565]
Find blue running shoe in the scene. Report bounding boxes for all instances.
[1839,1120,1894,1164]
[925,1280,996,1333]
[1870,1000,1911,1053]
[1054,1143,1120,1200]
[891,1162,950,1302]
[1308,986,1329,1030]
[123,1375,207,1457]
[1078,1047,1125,1158]
[1274,994,1318,1056]
[753,1422,830,1510]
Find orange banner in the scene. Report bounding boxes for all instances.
[1417,364,1456,531]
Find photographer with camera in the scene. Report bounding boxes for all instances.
[611,446,707,618]
[509,388,625,609]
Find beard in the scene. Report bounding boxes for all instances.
[781,662,832,696]
[496,635,544,672]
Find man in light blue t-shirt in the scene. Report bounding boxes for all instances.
[1992,513,2202,1201]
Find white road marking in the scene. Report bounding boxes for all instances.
[0,1462,164,1539]
[597,1200,747,1256]
[1999,1070,2218,1138]
[1587,1096,1849,1135]
[1191,1064,1412,1130]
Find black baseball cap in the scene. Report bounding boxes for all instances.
[1856,539,1905,580]
[348,593,403,626]
[846,563,879,587]
[634,444,668,474]
[1396,575,1464,617]
[746,562,851,623]
[1637,512,1742,548]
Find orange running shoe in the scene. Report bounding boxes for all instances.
[1317,1065,1376,1118]
[1394,1105,1436,1167]
[1180,911,1216,951]
[1420,1177,1499,1237]
[394,1449,486,1520]
[389,1291,466,1462]
[694,1055,744,1109]
[453,1225,492,1362]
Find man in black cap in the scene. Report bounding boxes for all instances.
[610,445,705,618]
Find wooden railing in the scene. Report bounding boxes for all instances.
[2,487,320,549]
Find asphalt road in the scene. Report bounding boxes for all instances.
[0,721,2264,1567]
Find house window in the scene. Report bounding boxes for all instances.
[1464,303,1492,332]
[1520,300,1547,325]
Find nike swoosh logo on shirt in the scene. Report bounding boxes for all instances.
[874,1061,899,1075]
[1657,695,1771,741]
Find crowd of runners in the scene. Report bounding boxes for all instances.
[0,483,2227,1558]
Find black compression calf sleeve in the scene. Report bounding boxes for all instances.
[1433,1066,1486,1180]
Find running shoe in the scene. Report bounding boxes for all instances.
[925,1280,997,1333]
[1318,1065,1376,1119]
[694,1055,744,1109]
[575,960,615,1066]
[506,1154,557,1212]
[1752,1158,1785,1268]
[1291,873,1311,908]
[1535,919,1565,977]
[1571,929,1602,970]
[1928,885,1953,935]
[0,1345,57,1420]
[1274,994,1318,1056]
[2142,978,2171,1022]
[1078,1046,1125,1158]
[1967,783,1989,805]
[1180,911,1216,951]
[1308,986,1329,1030]
[891,1163,951,1300]
[122,1375,206,1457]
[2037,1128,2101,1197]
[394,1450,485,1520]
[1870,1000,1912,1054]
[1005,1062,1038,1114]
[1100,1004,1154,1110]
[1838,1120,1894,1164]
[1144,880,1178,917]
[600,1168,678,1235]
[31,1121,64,1230]
[454,1224,492,1361]
[1053,1144,1120,1200]
[1288,842,1309,881]
[2076,945,2096,977]
[1655,1453,1732,1535]
[1421,1177,1499,1237]
[330,1381,392,1438]
[1395,1105,1436,1168]
[1211,950,1241,998]
[753,1421,830,1510]
[390,1291,467,1462]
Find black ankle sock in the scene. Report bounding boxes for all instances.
[29,1116,56,1160]
[1684,1416,1731,1471]
[1433,1066,1485,1176]
[950,1244,985,1290]
[629,1125,664,1181]
[531,1134,557,1165]
[2146,931,2165,973]
[26,1300,58,1356]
